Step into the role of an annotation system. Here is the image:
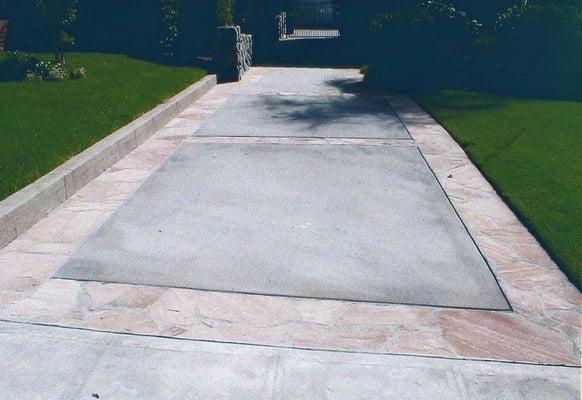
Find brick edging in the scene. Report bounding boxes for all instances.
[0,74,217,248]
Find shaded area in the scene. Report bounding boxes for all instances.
[194,67,410,139]
[324,77,369,95]
[194,94,409,139]
[415,90,582,289]
[195,67,405,139]
[56,143,509,310]
[239,67,365,95]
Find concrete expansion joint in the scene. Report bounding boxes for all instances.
[185,136,417,147]
[2,319,579,368]
[271,92,365,98]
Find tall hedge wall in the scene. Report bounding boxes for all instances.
[2,0,215,59]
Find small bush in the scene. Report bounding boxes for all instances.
[360,65,369,78]
[0,51,39,81]
[19,60,86,82]
[69,66,87,79]
[46,62,68,81]
[31,60,53,79]
[24,71,43,81]
[216,0,235,25]
[159,0,181,58]
[25,60,69,81]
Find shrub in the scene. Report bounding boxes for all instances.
[31,60,53,78]
[69,66,86,79]
[216,0,235,25]
[36,0,79,64]
[495,0,582,97]
[497,0,582,64]
[23,60,81,82]
[367,0,481,90]
[360,64,369,78]
[24,71,43,81]
[0,51,39,81]
[158,0,181,58]
[46,62,68,80]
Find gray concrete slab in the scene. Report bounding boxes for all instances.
[0,323,106,399]
[1,321,579,399]
[193,94,410,139]
[56,143,508,310]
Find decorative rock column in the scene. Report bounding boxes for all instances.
[213,25,253,82]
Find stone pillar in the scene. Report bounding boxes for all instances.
[239,33,252,74]
[0,20,8,51]
[213,25,253,82]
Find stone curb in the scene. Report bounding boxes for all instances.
[0,75,217,249]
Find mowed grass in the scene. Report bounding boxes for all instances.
[415,91,582,289]
[0,52,206,200]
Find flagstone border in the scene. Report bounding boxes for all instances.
[0,75,217,249]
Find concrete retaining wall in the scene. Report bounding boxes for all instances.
[0,75,217,249]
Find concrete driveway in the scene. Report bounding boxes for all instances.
[0,67,579,399]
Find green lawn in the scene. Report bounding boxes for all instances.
[0,52,206,201]
[415,91,582,289]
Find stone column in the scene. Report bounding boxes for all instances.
[0,20,8,51]
[213,25,253,83]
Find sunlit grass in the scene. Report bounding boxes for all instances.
[0,52,206,200]
[416,90,582,289]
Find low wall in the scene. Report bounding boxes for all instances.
[213,25,252,82]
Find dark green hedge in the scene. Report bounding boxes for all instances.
[2,0,282,61]
[355,0,582,98]
[2,0,216,59]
